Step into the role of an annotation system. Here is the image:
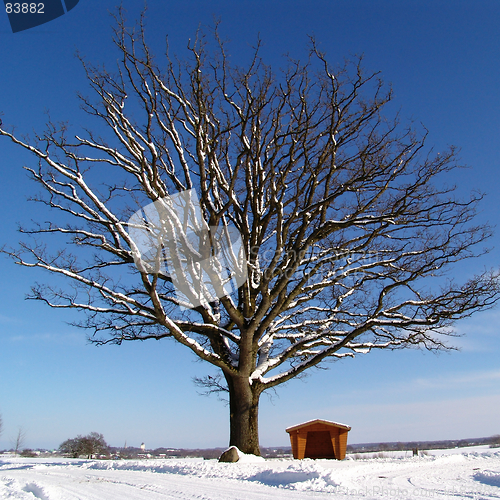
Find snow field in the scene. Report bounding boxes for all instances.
[1,447,500,499]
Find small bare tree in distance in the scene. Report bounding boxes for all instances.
[12,427,26,456]
[1,11,499,454]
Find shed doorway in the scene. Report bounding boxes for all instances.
[304,430,335,459]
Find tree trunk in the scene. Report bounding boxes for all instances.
[225,374,261,455]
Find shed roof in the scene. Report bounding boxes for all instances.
[285,419,351,433]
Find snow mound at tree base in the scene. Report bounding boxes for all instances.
[219,446,266,463]
[235,447,266,463]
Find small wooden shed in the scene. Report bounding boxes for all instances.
[286,419,351,460]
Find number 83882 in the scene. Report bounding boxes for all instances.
[5,3,45,14]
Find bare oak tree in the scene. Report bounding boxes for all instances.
[1,13,499,454]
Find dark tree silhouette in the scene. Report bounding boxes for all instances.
[59,432,109,459]
[59,437,82,458]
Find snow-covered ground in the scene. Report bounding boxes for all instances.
[1,446,500,499]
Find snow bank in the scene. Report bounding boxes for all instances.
[86,456,337,490]
[1,447,500,499]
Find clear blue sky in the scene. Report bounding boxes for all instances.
[1,0,500,451]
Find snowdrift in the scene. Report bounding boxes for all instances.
[1,446,500,499]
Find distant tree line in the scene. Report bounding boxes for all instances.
[105,445,293,460]
[59,432,109,459]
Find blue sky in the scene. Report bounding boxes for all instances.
[1,0,500,451]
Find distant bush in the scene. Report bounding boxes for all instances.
[20,449,37,457]
[350,452,389,460]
